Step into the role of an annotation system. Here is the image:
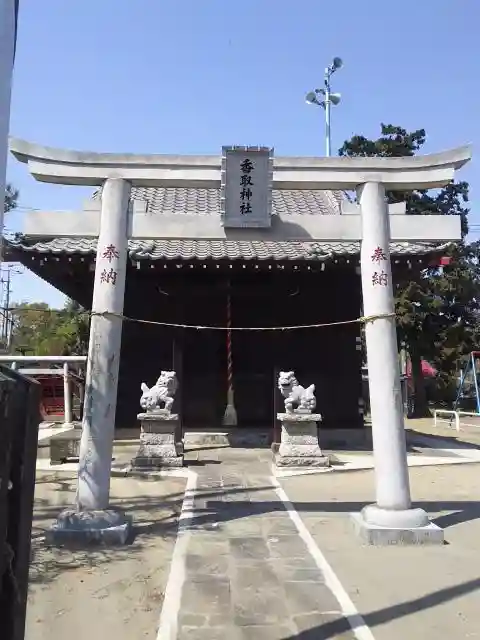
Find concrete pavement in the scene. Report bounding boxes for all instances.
[280,463,480,639]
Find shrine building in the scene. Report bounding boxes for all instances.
[5,142,459,444]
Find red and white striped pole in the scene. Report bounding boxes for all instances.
[226,289,233,392]
[0,0,18,263]
[223,283,237,426]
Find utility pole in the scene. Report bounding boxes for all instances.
[0,268,8,348]
[1,264,21,350]
[1,266,11,342]
[4,269,12,348]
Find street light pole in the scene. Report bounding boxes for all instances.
[324,67,332,157]
[306,57,343,157]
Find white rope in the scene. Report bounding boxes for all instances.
[89,310,395,331]
[8,306,396,331]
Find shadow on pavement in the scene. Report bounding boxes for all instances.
[180,494,480,531]
[281,577,480,639]
[406,428,480,451]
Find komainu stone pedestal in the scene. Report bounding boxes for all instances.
[275,413,329,468]
[131,412,183,468]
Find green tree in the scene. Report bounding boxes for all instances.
[10,302,62,355]
[426,241,480,404]
[58,299,90,355]
[10,299,89,356]
[339,124,476,416]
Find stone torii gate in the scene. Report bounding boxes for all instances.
[9,138,471,544]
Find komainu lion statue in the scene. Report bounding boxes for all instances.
[278,370,316,414]
[140,371,178,414]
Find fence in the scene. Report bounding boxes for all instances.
[433,409,460,431]
[433,408,480,432]
[0,365,41,640]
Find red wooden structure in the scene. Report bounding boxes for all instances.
[36,374,65,420]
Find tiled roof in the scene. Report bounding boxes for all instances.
[92,186,344,216]
[7,237,446,262]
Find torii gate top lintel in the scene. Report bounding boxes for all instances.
[9,137,472,191]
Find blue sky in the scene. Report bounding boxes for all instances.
[5,0,479,307]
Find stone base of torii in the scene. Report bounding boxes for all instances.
[8,138,471,546]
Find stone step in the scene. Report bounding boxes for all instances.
[183,428,371,449]
[184,429,272,447]
[36,427,372,459]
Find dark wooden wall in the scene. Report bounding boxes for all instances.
[116,263,363,431]
[10,249,430,435]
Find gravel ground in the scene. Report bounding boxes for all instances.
[26,465,186,640]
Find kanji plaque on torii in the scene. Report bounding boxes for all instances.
[221,146,273,228]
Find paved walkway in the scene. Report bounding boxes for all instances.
[159,448,359,640]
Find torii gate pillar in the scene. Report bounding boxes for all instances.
[346,146,471,544]
[354,181,438,543]
[49,178,132,545]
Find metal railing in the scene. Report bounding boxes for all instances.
[433,409,460,431]
[433,408,480,432]
[455,410,480,429]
